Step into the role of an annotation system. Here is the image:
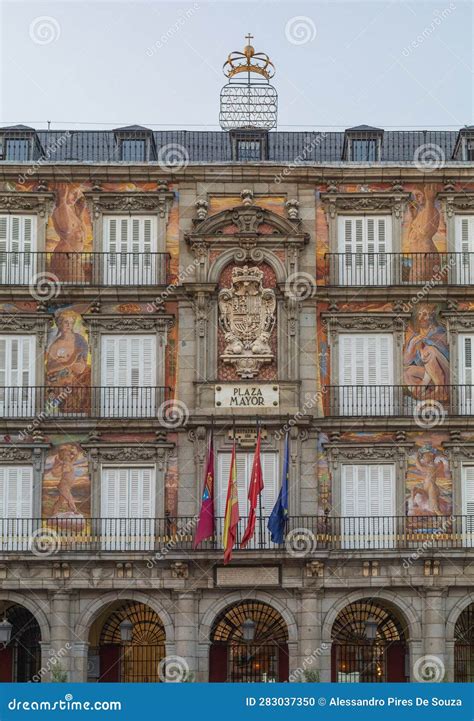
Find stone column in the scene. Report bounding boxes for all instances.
[295,589,323,681]
[71,641,89,683]
[49,591,72,680]
[420,589,447,681]
[173,591,198,680]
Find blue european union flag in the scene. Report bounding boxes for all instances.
[267,431,289,544]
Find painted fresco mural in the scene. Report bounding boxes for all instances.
[42,437,90,523]
[405,434,452,516]
[403,303,449,400]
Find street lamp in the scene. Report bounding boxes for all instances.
[364,617,379,642]
[119,619,133,644]
[241,618,256,643]
[0,618,13,646]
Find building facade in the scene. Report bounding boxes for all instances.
[0,117,473,684]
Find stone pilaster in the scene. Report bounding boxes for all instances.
[173,591,198,679]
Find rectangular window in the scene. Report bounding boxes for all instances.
[340,464,395,549]
[455,216,474,284]
[0,335,36,417]
[338,333,394,415]
[102,216,157,285]
[337,215,391,285]
[458,335,474,414]
[100,335,156,417]
[466,140,474,161]
[217,451,278,548]
[101,466,155,550]
[0,215,36,285]
[120,139,146,161]
[461,466,474,547]
[5,138,31,161]
[237,140,261,161]
[351,139,377,161]
[0,465,33,550]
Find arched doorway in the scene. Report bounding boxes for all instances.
[89,601,165,682]
[0,603,41,682]
[209,601,289,683]
[454,603,474,682]
[331,600,408,683]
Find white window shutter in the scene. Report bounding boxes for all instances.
[260,453,277,516]
[378,335,393,385]
[462,466,474,516]
[0,217,7,256]
[0,466,33,518]
[102,467,129,518]
[0,335,35,387]
[457,216,474,253]
[368,464,395,516]
[101,336,119,386]
[460,335,474,385]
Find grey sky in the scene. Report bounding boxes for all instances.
[0,0,472,130]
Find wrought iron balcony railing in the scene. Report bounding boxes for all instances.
[325,385,474,417]
[0,251,170,286]
[325,252,474,287]
[0,386,170,419]
[1,515,472,552]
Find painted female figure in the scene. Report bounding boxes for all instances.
[404,303,449,401]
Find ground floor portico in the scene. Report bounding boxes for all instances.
[0,565,472,684]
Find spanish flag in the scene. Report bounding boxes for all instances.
[240,427,263,548]
[223,440,240,564]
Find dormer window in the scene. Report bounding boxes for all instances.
[343,125,383,162]
[230,129,268,162]
[5,138,31,161]
[453,127,474,161]
[0,126,42,162]
[113,125,156,162]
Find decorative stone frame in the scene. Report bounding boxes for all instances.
[84,314,174,388]
[320,190,410,255]
[442,311,474,385]
[85,188,174,254]
[0,192,55,253]
[323,312,409,386]
[324,440,412,516]
[185,201,308,385]
[438,191,474,254]
[81,442,174,517]
[0,444,50,517]
[0,314,50,386]
[442,438,474,514]
[189,424,306,515]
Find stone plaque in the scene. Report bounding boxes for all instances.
[216,565,280,587]
[215,384,279,408]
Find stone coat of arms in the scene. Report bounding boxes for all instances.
[218,265,276,378]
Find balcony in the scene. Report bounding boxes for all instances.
[325,385,474,417]
[0,252,170,286]
[0,386,170,419]
[325,252,474,287]
[1,515,472,552]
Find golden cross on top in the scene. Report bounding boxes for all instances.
[245,33,254,44]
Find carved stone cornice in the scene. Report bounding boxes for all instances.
[84,314,174,341]
[0,314,50,347]
[85,191,174,220]
[438,192,474,217]
[322,312,410,332]
[187,203,309,241]
[320,191,411,219]
[0,192,54,217]
[443,442,474,468]
[82,443,174,472]
[0,445,49,471]
[443,312,474,333]
[324,441,412,469]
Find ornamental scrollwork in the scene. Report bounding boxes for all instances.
[86,192,174,220]
[325,443,411,469]
[321,191,410,220]
[0,193,54,217]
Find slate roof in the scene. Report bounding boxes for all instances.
[0,127,469,163]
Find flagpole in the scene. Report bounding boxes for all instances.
[257,416,264,550]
